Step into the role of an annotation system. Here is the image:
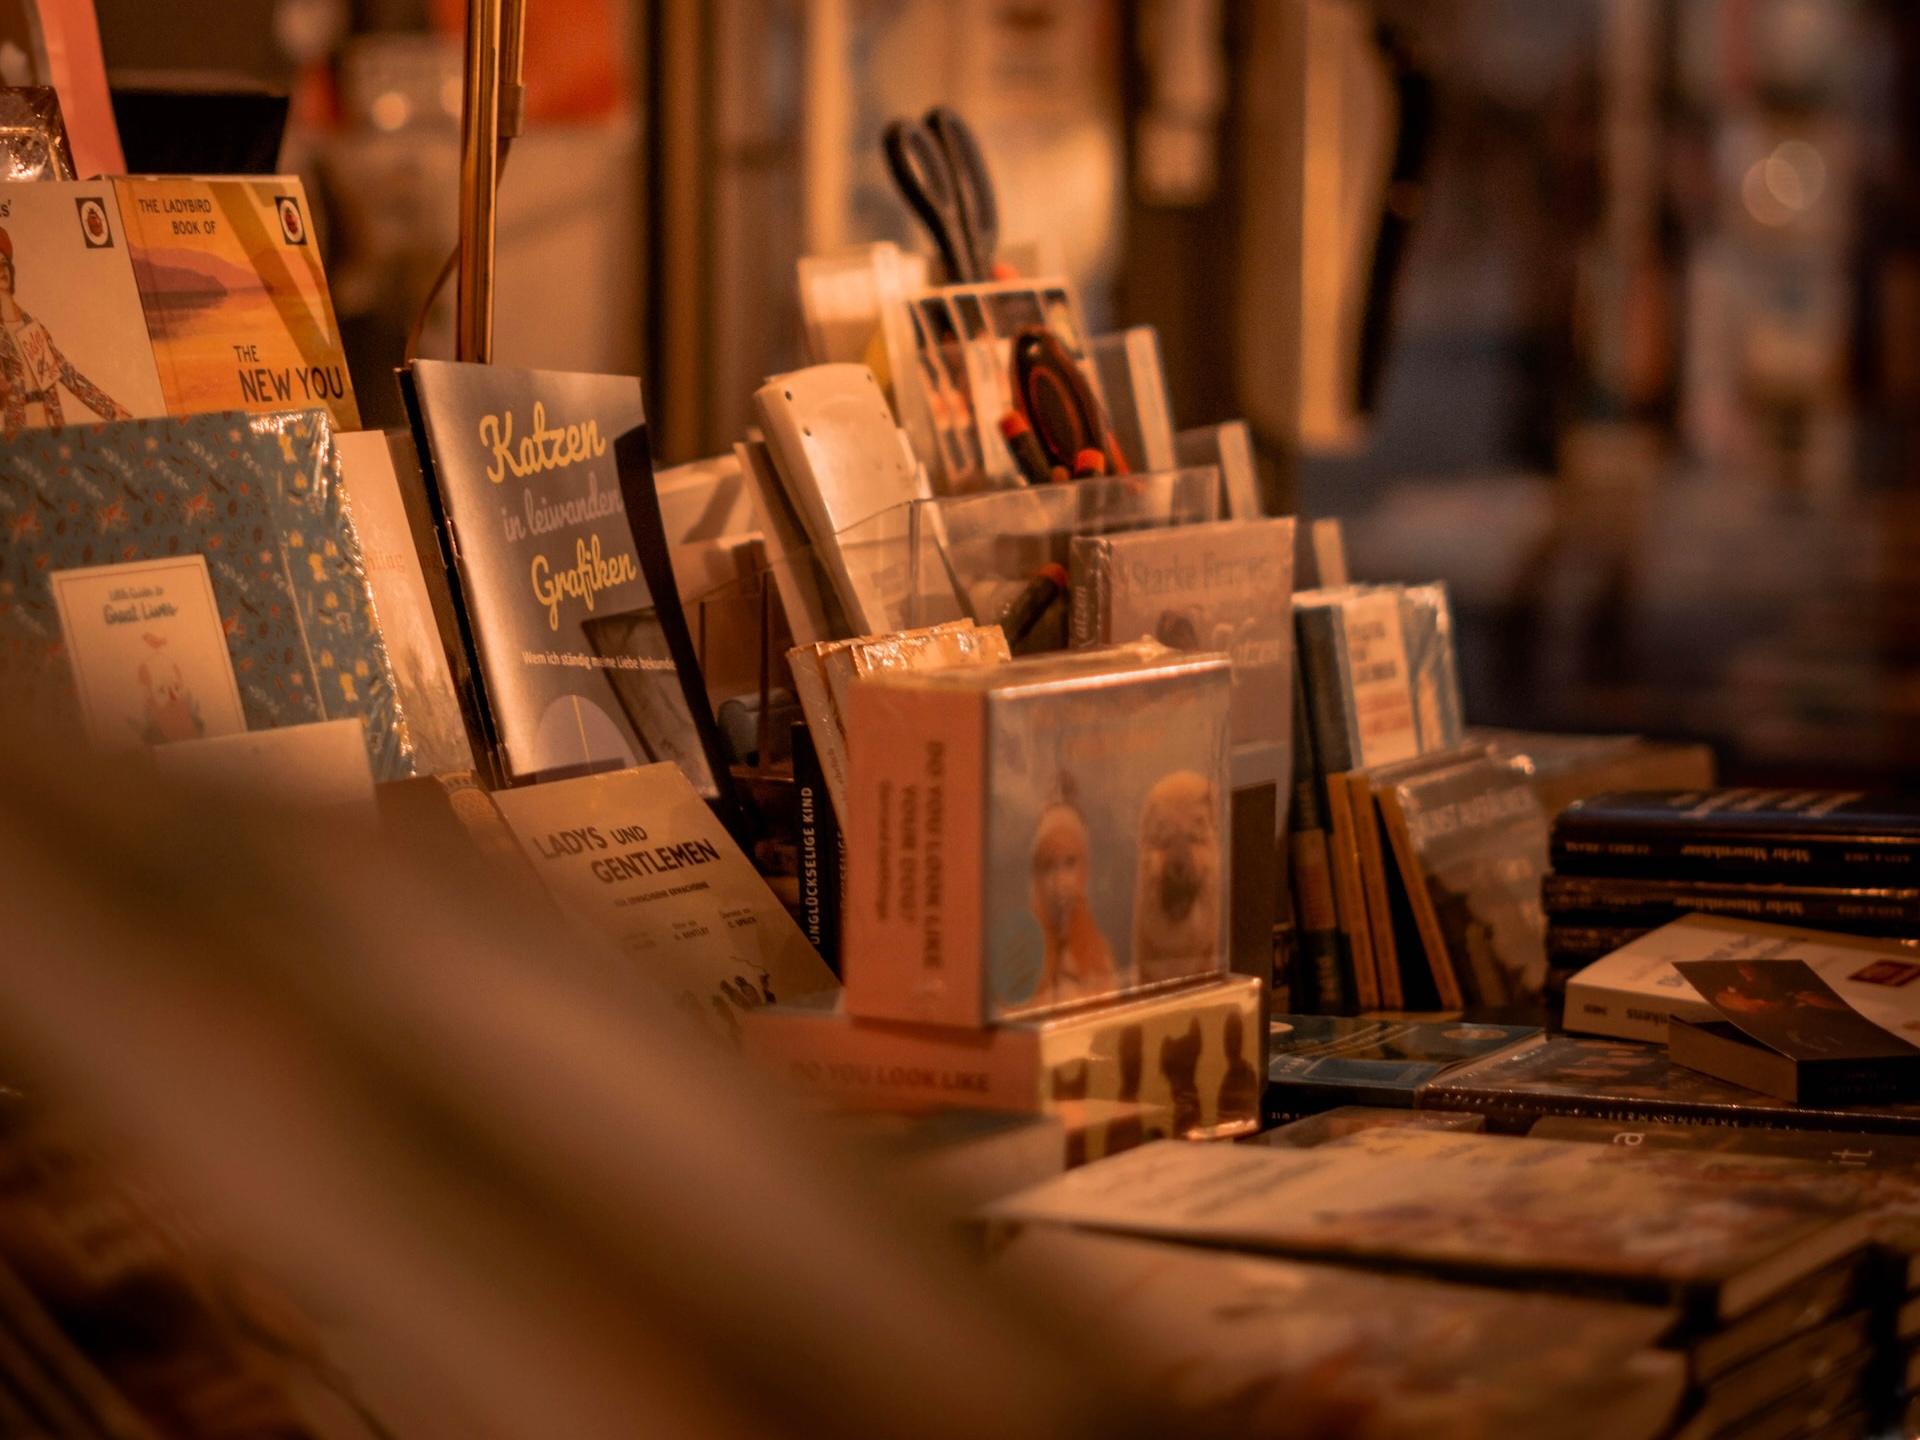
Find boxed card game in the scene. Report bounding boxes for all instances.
[844,640,1233,1026]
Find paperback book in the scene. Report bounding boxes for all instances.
[1561,914,1920,1046]
[491,761,836,1045]
[987,1226,1684,1440]
[113,176,359,429]
[1669,956,1920,1105]
[1419,1032,1920,1137]
[1265,1014,1538,1119]
[985,1127,1876,1322]
[403,361,732,796]
[0,180,166,434]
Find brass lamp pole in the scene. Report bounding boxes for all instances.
[454,0,528,363]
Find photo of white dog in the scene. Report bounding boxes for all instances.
[1131,769,1224,982]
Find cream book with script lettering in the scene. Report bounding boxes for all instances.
[51,554,246,750]
[492,762,837,1044]
[402,361,733,795]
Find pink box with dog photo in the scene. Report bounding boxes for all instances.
[844,640,1233,1027]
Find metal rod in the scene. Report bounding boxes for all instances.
[455,0,504,363]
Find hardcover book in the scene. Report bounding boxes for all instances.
[1669,957,1920,1105]
[1561,914,1920,1045]
[985,1127,1877,1322]
[112,176,359,429]
[490,762,837,1046]
[1399,581,1464,754]
[1551,788,1920,886]
[1419,1032,1920,1136]
[743,972,1263,1159]
[0,410,413,776]
[0,180,166,434]
[403,361,731,794]
[1265,1015,1539,1118]
[844,641,1232,1025]
[986,1227,1684,1440]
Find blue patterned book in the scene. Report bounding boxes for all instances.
[0,409,417,777]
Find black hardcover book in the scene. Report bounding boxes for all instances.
[401,361,735,808]
[790,721,840,973]
[1544,873,1920,939]
[1420,1033,1920,1136]
[1552,790,1920,885]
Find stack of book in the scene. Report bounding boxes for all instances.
[984,1127,1901,1437]
[1544,789,1920,1003]
[745,641,1264,1163]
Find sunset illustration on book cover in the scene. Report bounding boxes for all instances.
[113,177,359,430]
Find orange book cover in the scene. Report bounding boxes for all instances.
[114,177,358,430]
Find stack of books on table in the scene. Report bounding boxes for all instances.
[1543,788,1920,1005]
[982,1127,1904,1438]
[744,640,1264,1166]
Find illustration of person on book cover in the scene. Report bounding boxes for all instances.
[1029,789,1118,1003]
[0,225,130,432]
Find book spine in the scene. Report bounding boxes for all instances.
[1559,976,1711,1045]
[791,722,841,973]
[843,683,986,1025]
[1323,774,1378,1012]
[742,1011,1041,1110]
[1347,772,1402,1009]
[1543,875,1920,936]
[1551,830,1920,886]
[1418,1085,1920,1138]
[1286,672,1349,1011]
[1294,604,1359,774]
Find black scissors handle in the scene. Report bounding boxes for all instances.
[885,118,978,283]
[926,107,997,279]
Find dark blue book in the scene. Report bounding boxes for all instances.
[1265,1014,1538,1120]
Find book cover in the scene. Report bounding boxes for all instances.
[0,412,353,746]
[1670,957,1920,1104]
[1563,914,1920,1045]
[1376,750,1549,1007]
[1544,873,1920,939]
[403,361,730,795]
[1254,1104,1489,1146]
[112,177,358,429]
[1551,788,1920,885]
[985,1127,1876,1321]
[746,974,1264,1159]
[844,642,1233,1026]
[0,181,165,434]
[333,429,473,777]
[1293,585,1420,773]
[1420,1032,1920,1136]
[1265,1015,1539,1117]
[47,553,245,749]
[490,762,837,1046]
[986,1226,1684,1440]
[1067,516,1295,780]
[1399,581,1464,754]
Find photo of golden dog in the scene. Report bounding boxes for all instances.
[1130,770,1223,982]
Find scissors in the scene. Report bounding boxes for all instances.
[1011,326,1128,476]
[883,106,999,284]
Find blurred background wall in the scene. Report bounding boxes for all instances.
[86,0,1920,783]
